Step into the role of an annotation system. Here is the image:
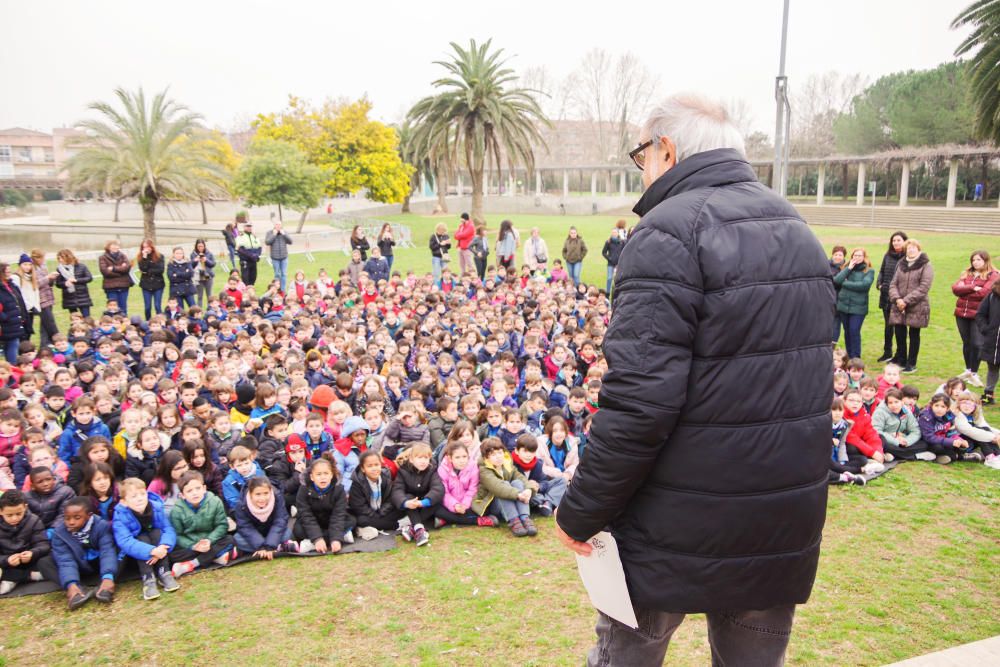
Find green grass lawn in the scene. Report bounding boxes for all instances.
[11,214,999,665]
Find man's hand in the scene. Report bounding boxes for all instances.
[553,509,593,557]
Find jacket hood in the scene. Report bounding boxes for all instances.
[341,416,369,439]
[632,148,756,218]
[898,253,930,272]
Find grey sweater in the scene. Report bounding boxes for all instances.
[265,229,293,260]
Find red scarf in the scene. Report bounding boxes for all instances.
[511,451,539,471]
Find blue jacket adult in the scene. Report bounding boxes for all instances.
[112,493,176,561]
[0,279,28,342]
[234,485,290,551]
[364,256,390,284]
[57,417,112,463]
[167,259,196,298]
[51,515,118,587]
[556,148,833,614]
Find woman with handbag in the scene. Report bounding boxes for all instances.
[495,220,519,271]
[429,223,452,282]
[523,228,550,275]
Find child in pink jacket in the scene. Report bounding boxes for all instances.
[436,443,495,527]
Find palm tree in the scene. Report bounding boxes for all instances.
[65,87,230,241]
[953,1,1000,144]
[407,39,549,221]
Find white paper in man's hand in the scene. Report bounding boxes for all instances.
[575,531,638,629]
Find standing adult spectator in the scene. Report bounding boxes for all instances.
[167,246,196,309]
[236,221,262,287]
[264,220,292,293]
[429,223,452,282]
[953,250,997,387]
[495,220,518,270]
[137,239,165,320]
[833,248,875,360]
[889,239,934,373]
[876,231,908,362]
[523,228,550,274]
[0,263,28,363]
[975,280,1000,404]
[29,249,58,347]
[11,255,40,345]
[554,94,832,665]
[191,239,217,308]
[562,226,588,287]
[829,245,846,343]
[377,224,396,273]
[98,240,132,314]
[350,226,370,262]
[601,221,627,294]
[54,249,93,318]
[471,224,490,281]
[222,222,238,268]
[454,213,476,277]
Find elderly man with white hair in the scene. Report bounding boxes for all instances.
[555,93,834,666]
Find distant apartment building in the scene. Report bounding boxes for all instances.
[0,127,82,189]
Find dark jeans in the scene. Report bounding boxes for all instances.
[831,311,842,344]
[174,292,195,309]
[355,510,403,531]
[142,288,163,320]
[31,307,58,347]
[964,436,1000,458]
[881,305,894,356]
[385,255,394,273]
[830,452,867,475]
[474,257,487,281]
[587,604,796,667]
[104,288,129,315]
[2,338,19,364]
[435,506,480,526]
[170,536,235,567]
[955,316,981,373]
[69,306,91,318]
[0,553,57,584]
[926,441,964,462]
[404,505,437,528]
[227,246,236,268]
[240,260,258,287]
[879,434,929,460]
[987,362,1000,393]
[892,326,921,368]
[841,313,865,360]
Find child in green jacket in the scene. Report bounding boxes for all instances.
[472,438,538,538]
[168,471,236,578]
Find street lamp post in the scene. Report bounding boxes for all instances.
[773,0,791,197]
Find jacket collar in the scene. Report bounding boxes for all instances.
[633,148,757,218]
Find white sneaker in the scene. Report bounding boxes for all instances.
[0,580,16,595]
[984,455,1000,469]
[289,506,298,518]
[883,452,895,463]
[861,460,885,475]
[298,539,315,553]
[959,369,973,381]
[357,526,379,541]
[968,373,985,388]
[342,530,355,545]
[915,451,936,462]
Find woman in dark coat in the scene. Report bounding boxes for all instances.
[975,280,1000,404]
[167,246,196,309]
[190,238,216,308]
[54,248,93,317]
[0,263,28,363]
[98,240,132,315]
[888,239,934,373]
[829,245,846,343]
[350,225,370,261]
[136,238,166,320]
[876,231,907,362]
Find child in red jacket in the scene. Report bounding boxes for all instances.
[843,389,886,474]
[875,363,903,401]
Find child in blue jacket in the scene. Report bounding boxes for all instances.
[221,445,266,513]
[57,397,112,463]
[51,497,117,610]
[234,476,297,558]
[917,393,973,465]
[112,478,180,601]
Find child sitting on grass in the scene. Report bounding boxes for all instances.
[168,471,236,578]
[112,477,179,601]
[473,438,537,538]
[871,389,935,462]
[234,476,297,559]
[511,434,566,516]
[348,450,402,535]
[294,457,351,553]
[221,444,265,513]
[436,442,494,527]
[918,393,973,465]
[829,397,865,485]
[952,391,1000,469]
[842,389,886,474]
[0,489,57,595]
[25,466,75,528]
[50,497,117,609]
[390,442,443,547]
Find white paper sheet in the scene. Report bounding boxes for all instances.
[575,531,639,629]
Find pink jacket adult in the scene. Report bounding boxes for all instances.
[437,453,479,513]
[952,269,999,319]
[455,220,475,251]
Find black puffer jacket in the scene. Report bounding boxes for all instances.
[54,263,94,310]
[557,149,833,614]
[0,281,28,341]
[877,250,904,310]
[294,481,348,542]
[138,254,166,292]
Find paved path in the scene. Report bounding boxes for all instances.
[884,636,1000,666]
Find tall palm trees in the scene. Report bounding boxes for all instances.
[407,39,549,221]
[65,87,229,241]
[953,1,1000,144]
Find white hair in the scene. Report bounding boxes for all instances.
[642,94,746,162]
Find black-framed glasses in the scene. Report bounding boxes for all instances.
[628,140,653,171]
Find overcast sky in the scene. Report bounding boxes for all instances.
[0,0,972,138]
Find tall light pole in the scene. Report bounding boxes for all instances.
[773,0,791,197]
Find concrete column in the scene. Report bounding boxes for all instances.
[899,162,910,207]
[856,162,866,206]
[946,159,959,208]
[563,170,569,198]
[619,170,626,196]
[590,171,597,197]
[535,170,541,195]
[816,163,825,206]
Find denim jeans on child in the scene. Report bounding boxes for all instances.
[490,478,531,521]
[587,604,796,667]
